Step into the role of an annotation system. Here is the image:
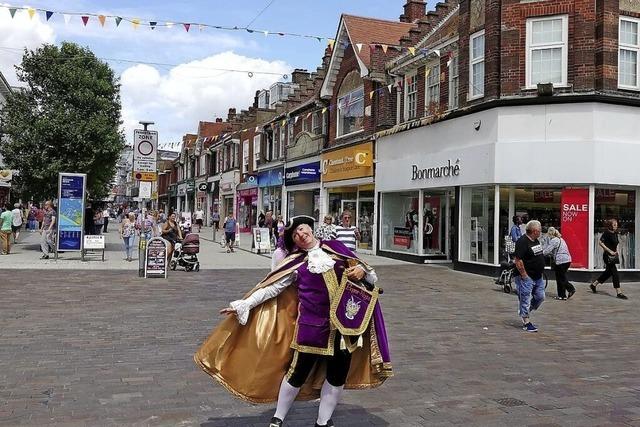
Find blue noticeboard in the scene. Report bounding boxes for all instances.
[57,173,86,251]
[285,162,321,186]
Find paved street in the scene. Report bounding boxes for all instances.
[2,264,640,426]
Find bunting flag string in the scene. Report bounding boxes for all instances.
[2,4,451,60]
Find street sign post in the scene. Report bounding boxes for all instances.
[133,129,158,177]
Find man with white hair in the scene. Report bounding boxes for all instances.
[11,203,23,243]
[513,220,546,332]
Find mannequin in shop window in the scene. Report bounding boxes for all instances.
[423,209,435,252]
[405,199,419,250]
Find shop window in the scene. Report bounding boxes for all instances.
[380,192,420,255]
[594,188,636,269]
[328,189,358,225]
[469,30,485,98]
[423,191,448,255]
[526,15,568,88]
[619,17,640,90]
[460,186,495,263]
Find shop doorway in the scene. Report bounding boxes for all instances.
[423,189,455,259]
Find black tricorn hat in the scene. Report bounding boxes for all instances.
[283,215,315,252]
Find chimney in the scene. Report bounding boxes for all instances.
[291,68,309,85]
[227,108,236,122]
[216,118,223,123]
[400,0,426,23]
[322,46,332,68]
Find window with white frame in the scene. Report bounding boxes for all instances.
[273,128,280,160]
[426,64,440,114]
[253,135,261,170]
[404,71,418,121]
[288,122,294,145]
[242,140,249,174]
[280,125,286,150]
[619,17,640,90]
[199,154,207,175]
[449,55,459,109]
[526,15,568,88]
[302,116,308,132]
[312,111,322,134]
[469,30,485,98]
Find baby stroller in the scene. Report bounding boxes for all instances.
[170,233,200,272]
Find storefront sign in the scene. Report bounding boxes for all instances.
[238,187,258,197]
[177,183,187,196]
[57,173,86,252]
[197,182,208,192]
[411,159,460,181]
[393,227,413,247]
[285,162,321,186]
[186,179,195,193]
[221,182,233,193]
[321,142,373,182]
[258,168,283,188]
[561,188,589,268]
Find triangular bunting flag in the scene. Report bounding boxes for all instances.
[381,44,388,54]
[356,43,363,53]
[198,24,204,31]
[369,91,375,100]
[98,15,105,26]
[281,119,286,127]
[183,23,191,32]
[387,84,393,93]
[9,8,17,18]
[132,19,140,29]
[328,39,335,50]
[81,16,89,26]
[306,112,311,119]
[433,49,441,57]
[294,116,299,124]
[45,11,54,21]
[149,21,157,30]
[166,22,174,28]
[263,30,269,36]
[322,108,327,115]
[408,47,416,56]
[64,14,71,24]
[27,8,36,20]
[425,68,431,78]
[115,16,122,27]
[396,80,403,90]
[255,126,260,133]
[316,37,322,43]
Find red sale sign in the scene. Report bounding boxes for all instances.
[560,189,589,268]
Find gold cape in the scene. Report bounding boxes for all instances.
[193,245,393,403]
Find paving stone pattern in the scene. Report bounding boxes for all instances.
[1,266,639,426]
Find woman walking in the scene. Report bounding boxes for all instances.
[591,219,628,299]
[543,227,575,300]
[120,213,136,262]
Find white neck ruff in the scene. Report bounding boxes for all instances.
[306,243,335,274]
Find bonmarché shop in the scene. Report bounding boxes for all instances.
[376,104,640,279]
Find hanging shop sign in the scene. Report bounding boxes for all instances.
[285,161,321,186]
[321,141,373,182]
[560,188,589,268]
[56,173,86,252]
[197,182,208,192]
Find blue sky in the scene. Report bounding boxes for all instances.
[0,1,436,145]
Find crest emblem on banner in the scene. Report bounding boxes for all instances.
[345,296,361,320]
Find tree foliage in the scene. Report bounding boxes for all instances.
[0,42,125,201]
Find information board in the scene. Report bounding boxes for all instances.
[57,173,86,251]
[145,238,168,278]
[84,235,105,249]
[133,129,158,174]
[253,227,272,252]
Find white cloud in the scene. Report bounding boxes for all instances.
[0,5,56,85]
[120,51,291,145]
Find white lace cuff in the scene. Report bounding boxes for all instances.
[230,299,251,325]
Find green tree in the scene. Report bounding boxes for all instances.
[0,42,125,201]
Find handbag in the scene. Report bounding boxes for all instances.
[605,252,620,265]
[504,236,516,254]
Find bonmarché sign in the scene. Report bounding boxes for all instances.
[411,159,460,181]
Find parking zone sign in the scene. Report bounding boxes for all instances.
[133,129,158,174]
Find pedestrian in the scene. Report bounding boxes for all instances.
[157,209,166,235]
[275,214,285,238]
[11,203,23,243]
[513,220,546,332]
[93,208,103,235]
[543,227,575,300]
[510,215,522,244]
[270,235,288,271]
[223,212,237,253]
[258,211,265,228]
[120,213,136,262]
[590,218,628,299]
[28,204,38,232]
[335,210,360,252]
[0,203,13,254]
[138,210,157,242]
[102,206,110,233]
[161,211,182,259]
[35,204,44,230]
[39,200,56,259]
[194,207,205,233]
[211,209,221,232]
[315,215,337,241]
[195,215,392,427]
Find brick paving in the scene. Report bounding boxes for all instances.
[1,266,639,426]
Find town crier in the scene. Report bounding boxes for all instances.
[194,215,392,427]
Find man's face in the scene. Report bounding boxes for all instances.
[530,227,541,238]
[342,214,352,226]
[292,224,315,249]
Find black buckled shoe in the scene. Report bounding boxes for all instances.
[315,419,334,427]
[269,417,283,427]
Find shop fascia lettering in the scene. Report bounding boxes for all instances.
[411,159,460,181]
[322,152,369,173]
[286,168,316,179]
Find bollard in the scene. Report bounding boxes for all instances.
[138,233,147,277]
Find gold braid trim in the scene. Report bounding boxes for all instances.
[369,321,384,366]
[290,328,337,356]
